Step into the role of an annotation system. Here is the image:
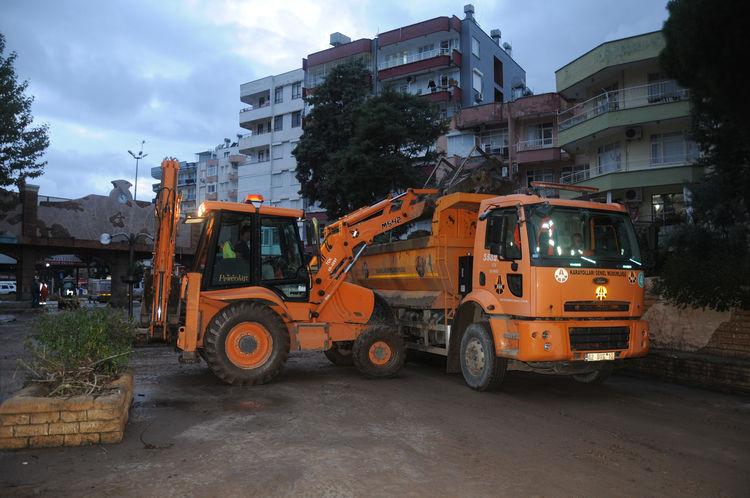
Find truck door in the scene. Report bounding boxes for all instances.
[259,216,308,301]
[482,208,526,310]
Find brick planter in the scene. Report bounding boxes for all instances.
[0,371,133,449]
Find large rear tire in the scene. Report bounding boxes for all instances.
[203,302,289,386]
[324,341,354,366]
[352,326,406,378]
[459,323,507,391]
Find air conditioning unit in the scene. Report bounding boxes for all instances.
[624,188,643,203]
[625,126,643,140]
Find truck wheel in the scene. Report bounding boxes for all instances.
[572,362,614,384]
[324,341,354,366]
[460,323,507,391]
[203,302,289,386]
[352,326,406,378]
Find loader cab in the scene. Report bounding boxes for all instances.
[192,205,308,301]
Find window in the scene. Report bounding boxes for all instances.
[207,184,217,193]
[271,172,284,187]
[473,69,483,97]
[260,217,306,299]
[485,209,523,260]
[652,192,687,226]
[493,56,503,86]
[525,123,554,148]
[650,132,697,165]
[526,168,554,187]
[272,144,283,160]
[223,151,230,158]
[471,36,480,57]
[385,50,408,68]
[595,83,619,115]
[291,111,302,128]
[274,86,283,103]
[209,212,252,288]
[207,165,217,177]
[648,73,683,102]
[274,115,283,131]
[597,141,621,174]
[560,165,589,184]
[257,122,264,135]
[418,44,434,59]
[258,150,266,162]
[292,82,302,99]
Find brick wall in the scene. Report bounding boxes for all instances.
[0,372,133,449]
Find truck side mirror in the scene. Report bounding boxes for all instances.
[486,215,508,257]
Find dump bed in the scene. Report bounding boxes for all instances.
[350,193,491,310]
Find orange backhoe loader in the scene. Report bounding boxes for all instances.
[146,158,437,385]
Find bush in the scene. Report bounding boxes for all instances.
[21,306,135,396]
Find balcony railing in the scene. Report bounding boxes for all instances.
[240,101,271,113]
[559,151,700,184]
[558,80,690,131]
[378,47,452,71]
[516,137,556,152]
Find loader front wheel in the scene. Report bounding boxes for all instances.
[352,326,406,378]
[203,302,289,386]
[460,323,507,391]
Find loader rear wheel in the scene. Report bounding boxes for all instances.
[203,302,289,386]
[460,323,507,391]
[324,341,354,366]
[352,326,405,378]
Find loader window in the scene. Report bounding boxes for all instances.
[209,213,253,287]
[260,217,307,299]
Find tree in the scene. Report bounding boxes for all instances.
[653,0,750,310]
[293,59,448,218]
[0,33,49,191]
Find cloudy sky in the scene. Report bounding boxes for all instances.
[1,0,669,201]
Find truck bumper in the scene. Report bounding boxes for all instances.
[489,318,649,362]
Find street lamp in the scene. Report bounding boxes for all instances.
[100,231,154,318]
[128,140,148,202]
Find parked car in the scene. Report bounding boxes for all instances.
[0,282,16,295]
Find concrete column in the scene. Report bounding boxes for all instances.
[21,184,39,238]
[109,254,129,309]
[16,246,37,301]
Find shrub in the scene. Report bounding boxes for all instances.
[21,306,135,396]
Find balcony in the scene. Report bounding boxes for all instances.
[559,151,701,186]
[228,154,246,165]
[378,48,461,81]
[516,138,568,165]
[206,192,218,201]
[378,16,461,48]
[419,84,461,103]
[239,101,272,126]
[558,81,690,146]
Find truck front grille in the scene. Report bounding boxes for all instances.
[569,326,630,351]
[565,301,630,312]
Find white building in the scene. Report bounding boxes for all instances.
[238,68,305,210]
[152,138,245,215]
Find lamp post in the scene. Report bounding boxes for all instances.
[128,141,148,202]
[100,231,154,318]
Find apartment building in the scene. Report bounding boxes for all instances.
[151,138,244,215]
[448,92,581,192]
[237,68,305,210]
[555,31,701,225]
[303,4,527,118]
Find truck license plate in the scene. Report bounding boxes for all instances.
[584,352,615,362]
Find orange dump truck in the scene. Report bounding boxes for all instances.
[349,190,649,390]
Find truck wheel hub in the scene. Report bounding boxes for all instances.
[465,338,486,377]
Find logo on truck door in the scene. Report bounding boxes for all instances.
[554,268,569,283]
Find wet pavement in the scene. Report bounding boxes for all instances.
[1,311,749,496]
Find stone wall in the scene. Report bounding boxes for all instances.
[0,372,133,449]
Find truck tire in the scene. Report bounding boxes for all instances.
[324,341,354,366]
[572,362,614,384]
[459,323,507,391]
[352,325,406,378]
[203,302,290,386]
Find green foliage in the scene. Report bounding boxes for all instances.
[0,33,49,190]
[651,224,750,311]
[22,306,135,396]
[294,59,448,218]
[653,1,750,310]
[660,0,750,225]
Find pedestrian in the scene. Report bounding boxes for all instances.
[31,275,40,307]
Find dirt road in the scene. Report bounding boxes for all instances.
[1,312,749,496]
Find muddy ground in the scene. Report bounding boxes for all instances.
[1,311,749,497]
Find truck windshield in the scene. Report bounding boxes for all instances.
[525,204,641,268]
